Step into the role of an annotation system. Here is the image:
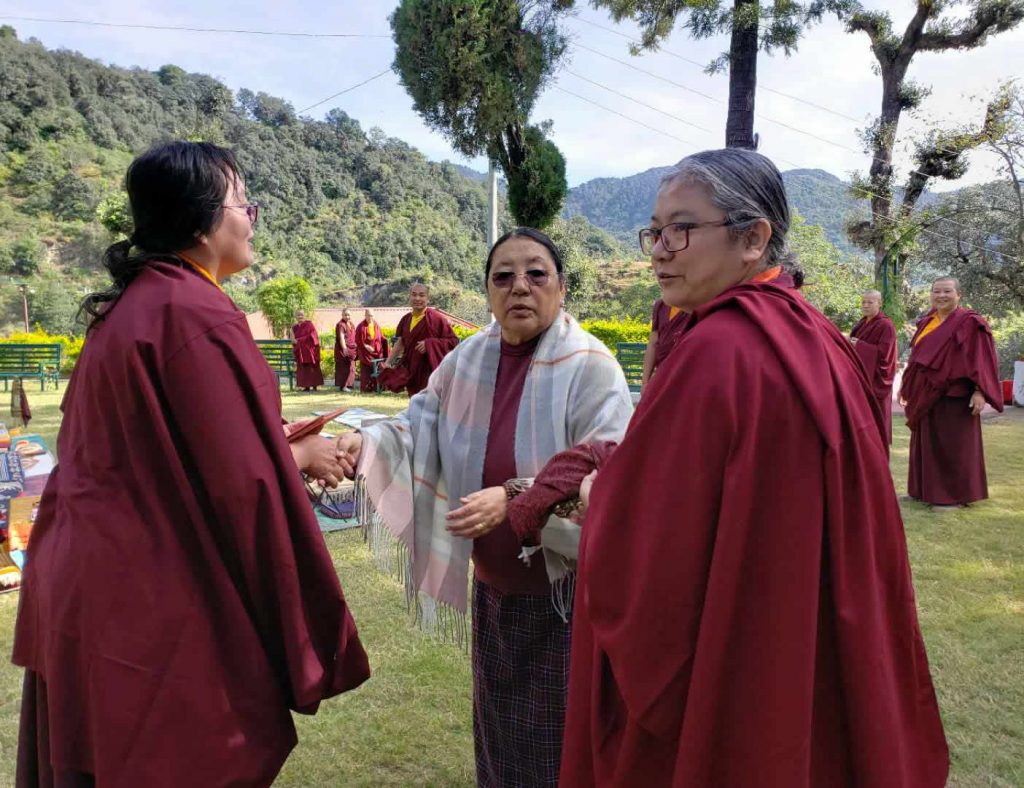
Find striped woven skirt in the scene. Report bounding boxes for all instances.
[472,578,571,788]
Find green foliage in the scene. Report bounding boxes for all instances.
[992,311,1024,378]
[0,237,45,276]
[451,324,479,342]
[96,190,131,237]
[255,275,316,338]
[391,0,570,226]
[506,126,567,228]
[390,0,567,158]
[28,275,84,336]
[578,317,651,349]
[789,212,872,331]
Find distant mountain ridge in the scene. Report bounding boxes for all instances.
[565,165,874,255]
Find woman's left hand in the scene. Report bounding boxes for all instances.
[969,390,987,416]
[446,487,507,539]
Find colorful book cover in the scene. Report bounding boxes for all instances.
[8,495,40,552]
[0,539,21,594]
[11,435,54,478]
[0,450,25,500]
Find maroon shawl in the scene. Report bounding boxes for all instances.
[291,319,321,366]
[354,319,383,364]
[850,312,898,402]
[899,308,1002,428]
[380,308,458,396]
[334,319,356,360]
[560,280,948,787]
[13,262,369,785]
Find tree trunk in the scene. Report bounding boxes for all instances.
[725,0,759,149]
[870,61,909,282]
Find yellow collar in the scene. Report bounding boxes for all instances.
[178,253,224,292]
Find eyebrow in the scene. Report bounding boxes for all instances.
[651,210,700,224]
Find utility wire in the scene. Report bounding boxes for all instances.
[297,70,392,114]
[0,15,392,38]
[555,81,1018,263]
[572,41,1005,244]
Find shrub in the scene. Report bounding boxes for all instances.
[579,318,651,351]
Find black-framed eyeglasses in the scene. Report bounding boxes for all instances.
[225,202,259,226]
[490,269,552,290]
[639,218,734,255]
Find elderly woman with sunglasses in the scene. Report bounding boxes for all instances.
[337,227,632,787]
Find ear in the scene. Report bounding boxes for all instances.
[738,218,772,267]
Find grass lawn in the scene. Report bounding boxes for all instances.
[0,386,1021,786]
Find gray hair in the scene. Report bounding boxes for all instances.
[661,148,796,274]
[863,289,882,299]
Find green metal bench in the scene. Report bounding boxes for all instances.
[255,340,295,391]
[0,343,62,390]
[616,342,646,394]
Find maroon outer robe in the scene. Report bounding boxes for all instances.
[850,311,898,444]
[334,318,357,389]
[13,261,370,787]
[561,280,948,787]
[651,298,687,369]
[292,319,324,389]
[354,319,383,393]
[900,308,1003,505]
[381,308,458,397]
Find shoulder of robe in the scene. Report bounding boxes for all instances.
[664,305,779,388]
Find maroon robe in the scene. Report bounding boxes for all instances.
[292,319,323,389]
[900,308,1002,505]
[13,261,370,787]
[651,298,687,370]
[561,280,948,787]
[850,311,898,444]
[354,319,384,393]
[334,318,356,389]
[380,308,458,397]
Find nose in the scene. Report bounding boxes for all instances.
[510,273,532,294]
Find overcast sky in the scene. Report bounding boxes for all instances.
[2,1,1021,192]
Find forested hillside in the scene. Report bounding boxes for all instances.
[0,27,625,333]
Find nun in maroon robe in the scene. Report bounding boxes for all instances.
[900,281,1002,506]
[13,142,370,788]
[354,311,384,393]
[379,287,458,397]
[560,149,948,787]
[334,311,357,390]
[291,313,323,390]
[850,292,898,444]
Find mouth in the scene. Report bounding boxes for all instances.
[656,272,681,282]
[507,304,534,316]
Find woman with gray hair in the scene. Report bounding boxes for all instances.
[559,148,949,786]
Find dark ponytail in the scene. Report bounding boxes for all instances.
[80,141,242,327]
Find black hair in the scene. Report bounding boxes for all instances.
[663,148,804,287]
[80,141,242,325]
[485,227,565,279]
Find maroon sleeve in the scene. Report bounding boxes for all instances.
[423,312,459,369]
[963,314,1004,411]
[163,318,369,711]
[507,441,618,542]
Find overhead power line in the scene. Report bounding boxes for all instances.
[297,70,392,114]
[0,15,392,38]
[571,41,1004,243]
[554,81,1019,263]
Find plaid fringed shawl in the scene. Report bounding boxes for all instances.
[356,312,633,640]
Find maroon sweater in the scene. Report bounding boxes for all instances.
[472,335,550,595]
